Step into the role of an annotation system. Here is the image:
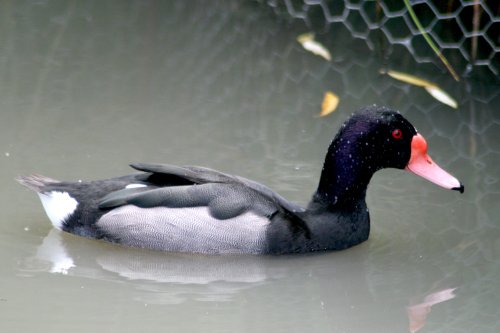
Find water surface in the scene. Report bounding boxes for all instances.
[1,1,498,332]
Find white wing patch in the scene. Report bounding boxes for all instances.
[97,206,271,254]
[38,191,78,229]
[125,184,147,189]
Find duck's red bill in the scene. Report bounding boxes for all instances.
[405,133,464,193]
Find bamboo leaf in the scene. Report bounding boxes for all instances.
[424,85,458,109]
[384,70,434,87]
[403,0,459,81]
[382,69,458,109]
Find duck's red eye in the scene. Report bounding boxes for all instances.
[392,129,403,140]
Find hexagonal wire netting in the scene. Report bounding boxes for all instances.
[263,0,499,80]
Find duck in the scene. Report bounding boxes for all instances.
[17,106,464,254]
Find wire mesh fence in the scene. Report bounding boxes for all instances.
[262,0,499,81]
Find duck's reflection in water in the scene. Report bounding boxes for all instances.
[23,228,458,331]
[407,288,457,333]
[25,229,295,303]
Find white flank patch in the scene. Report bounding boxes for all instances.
[38,191,78,229]
[125,183,147,189]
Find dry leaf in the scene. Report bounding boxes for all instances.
[382,69,458,109]
[424,85,458,109]
[297,33,314,44]
[317,91,339,117]
[383,69,434,87]
[297,33,331,61]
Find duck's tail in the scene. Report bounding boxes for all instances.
[16,174,59,192]
[17,175,77,230]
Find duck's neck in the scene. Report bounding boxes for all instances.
[311,135,378,210]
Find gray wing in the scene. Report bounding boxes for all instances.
[130,163,305,214]
[99,182,277,220]
[131,163,234,184]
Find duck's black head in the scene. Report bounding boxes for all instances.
[314,105,463,208]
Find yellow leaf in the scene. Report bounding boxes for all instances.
[383,69,434,87]
[317,91,339,117]
[382,69,458,109]
[296,33,314,44]
[424,85,458,109]
[297,33,331,61]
